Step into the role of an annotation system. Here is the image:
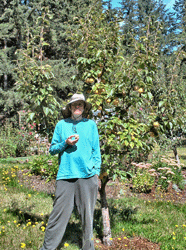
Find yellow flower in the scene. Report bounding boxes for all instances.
[13,220,17,224]
[109,238,113,240]
[123,237,127,239]
[40,213,44,216]
[118,238,121,240]
[41,226,45,232]
[175,225,178,227]
[122,228,125,231]
[28,194,32,198]
[64,242,69,247]
[173,237,176,240]
[21,243,26,248]
[3,209,6,212]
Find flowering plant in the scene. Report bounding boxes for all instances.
[131,158,184,192]
[153,157,184,190]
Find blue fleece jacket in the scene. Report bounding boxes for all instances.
[49,118,101,180]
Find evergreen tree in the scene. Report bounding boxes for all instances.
[120,0,174,54]
[0,0,94,123]
[173,0,186,78]
[0,0,28,121]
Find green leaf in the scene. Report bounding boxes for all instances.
[159,101,165,107]
[28,112,35,120]
[43,107,50,116]
[146,76,152,83]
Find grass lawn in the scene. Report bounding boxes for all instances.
[0,145,186,249]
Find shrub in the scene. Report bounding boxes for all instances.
[131,158,184,192]
[0,122,50,158]
[153,157,184,190]
[0,124,20,158]
[29,155,58,181]
[131,164,155,193]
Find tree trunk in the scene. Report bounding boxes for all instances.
[99,177,112,246]
[173,145,180,165]
[4,39,8,90]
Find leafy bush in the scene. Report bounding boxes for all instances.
[29,155,58,181]
[153,158,184,190]
[0,124,24,158]
[131,158,184,192]
[0,122,50,158]
[131,166,155,193]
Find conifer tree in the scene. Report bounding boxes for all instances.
[0,0,27,121]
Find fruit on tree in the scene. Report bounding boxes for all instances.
[134,86,139,91]
[89,78,95,84]
[97,71,102,78]
[153,121,160,128]
[149,132,155,137]
[122,90,126,96]
[86,78,95,84]
[131,135,135,141]
[138,88,144,94]
[98,88,105,94]
[113,99,119,106]
[106,98,111,103]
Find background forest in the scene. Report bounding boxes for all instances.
[0,0,185,128]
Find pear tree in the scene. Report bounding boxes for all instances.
[68,1,161,245]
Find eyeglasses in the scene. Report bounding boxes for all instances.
[72,124,77,133]
[71,102,84,108]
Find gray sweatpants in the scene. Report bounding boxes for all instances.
[40,175,98,250]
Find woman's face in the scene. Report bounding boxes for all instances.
[70,101,85,117]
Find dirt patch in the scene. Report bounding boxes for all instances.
[94,236,161,250]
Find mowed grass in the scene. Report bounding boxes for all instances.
[0,145,186,250]
[108,197,186,250]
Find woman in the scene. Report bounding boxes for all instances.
[40,93,101,250]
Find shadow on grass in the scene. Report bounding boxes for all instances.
[8,198,155,248]
[180,155,186,159]
[8,201,49,224]
[8,201,83,249]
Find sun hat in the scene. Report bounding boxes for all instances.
[61,93,92,119]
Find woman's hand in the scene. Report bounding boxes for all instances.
[65,135,79,146]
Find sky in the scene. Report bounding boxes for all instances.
[111,0,176,11]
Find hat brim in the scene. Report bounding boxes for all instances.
[62,101,92,119]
